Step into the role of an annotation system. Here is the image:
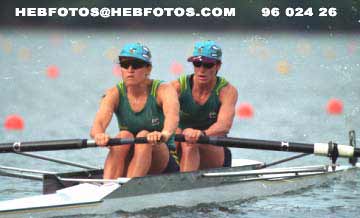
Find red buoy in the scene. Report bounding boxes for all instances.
[4,114,24,130]
[326,98,343,115]
[170,61,184,75]
[236,103,254,119]
[112,64,122,78]
[46,65,60,79]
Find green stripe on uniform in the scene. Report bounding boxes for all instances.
[179,75,187,94]
[215,77,228,96]
[151,80,160,97]
[117,82,125,96]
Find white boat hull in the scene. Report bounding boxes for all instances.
[0,161,358,218]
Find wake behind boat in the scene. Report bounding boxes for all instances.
[0,131,359,217]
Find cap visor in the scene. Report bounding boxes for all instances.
[187,56,218,63]
[119,56,150,63]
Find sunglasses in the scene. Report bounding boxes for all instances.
[192,61,216,69]
[119,60,149,69]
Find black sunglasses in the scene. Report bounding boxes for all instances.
[192,61,216,69]
[119,60,149,69]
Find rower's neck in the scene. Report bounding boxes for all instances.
[192,76,217,95]
[126,81,150,97]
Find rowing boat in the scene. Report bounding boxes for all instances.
[0,131,359,217]
[1,160,358,218]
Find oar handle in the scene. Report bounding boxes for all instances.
[107,137,148,145]
[106,134,210,145]
[174,134,210,144]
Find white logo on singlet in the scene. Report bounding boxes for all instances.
[209,112,217,119]
[152,118,160,126]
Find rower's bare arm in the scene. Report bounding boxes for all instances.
[170,80,181,97]
[205,84,238,136]
[90,87,119,138]
[157,83,180,139]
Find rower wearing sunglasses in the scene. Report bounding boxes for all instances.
[171,40,238,172]
[90,43,180,179]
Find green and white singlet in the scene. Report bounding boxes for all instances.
[114,80,175,150]
[178,74,228,130]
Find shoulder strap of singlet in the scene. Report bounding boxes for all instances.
[116,81,125,96]
[116,80,163,97]
[178,74,188,94]
[151,80,164,97]
[215,77,228,96]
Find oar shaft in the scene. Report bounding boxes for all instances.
[1,134,359,159]
[214,137,314,153]
[0,138,149,153]
[0,139,87,153]
[175,135,314,152]
[175,135,360,158]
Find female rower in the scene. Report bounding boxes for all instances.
[90,43,180,179]
[171,40,238,172]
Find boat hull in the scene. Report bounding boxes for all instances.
[96,165,359,213]
[0,161,358,218]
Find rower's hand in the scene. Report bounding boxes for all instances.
[183,128,204,144]
[160,130,172,143]
[147,131,163,145]
[147,131,172,145]
[94,133,110,147]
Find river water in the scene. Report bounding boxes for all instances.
[0,29,359,217]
